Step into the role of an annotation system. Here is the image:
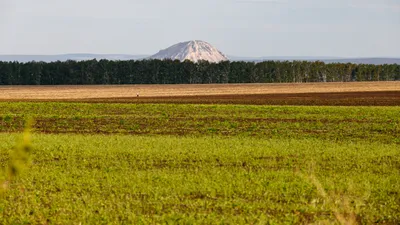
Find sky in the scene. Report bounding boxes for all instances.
[0,0,399,57]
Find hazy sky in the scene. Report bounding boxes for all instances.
[1,0,399,57]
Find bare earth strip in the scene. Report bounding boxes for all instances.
[1,82,400,106]
[1,82,400,99]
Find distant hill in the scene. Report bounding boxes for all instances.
[149,40,228,63]
[0,54,148,63]
[323,58,400,65]
[228,56,400,65]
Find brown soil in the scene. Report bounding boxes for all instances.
[80,91,399,106]
[1,82,400,106]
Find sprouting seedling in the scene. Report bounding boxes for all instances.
[1,119,34,195]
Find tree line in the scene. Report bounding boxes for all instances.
[0,59,399,85]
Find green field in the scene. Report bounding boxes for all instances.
[0,103,399,224]
[0,102,399,143]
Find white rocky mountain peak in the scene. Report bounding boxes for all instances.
[150,40,228,63]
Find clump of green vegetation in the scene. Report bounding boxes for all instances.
[1,120,33,196]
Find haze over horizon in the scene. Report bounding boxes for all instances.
[1,0,399,58]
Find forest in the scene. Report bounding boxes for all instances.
[0,59,399,85]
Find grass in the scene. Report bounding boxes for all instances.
[0,102,399,224]
[0,134,399,224]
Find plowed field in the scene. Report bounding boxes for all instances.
[1,82,399,105]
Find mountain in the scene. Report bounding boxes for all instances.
[149,40,228,63]
[0,54,148,63]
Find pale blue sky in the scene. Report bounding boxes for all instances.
[1,0,399,57]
